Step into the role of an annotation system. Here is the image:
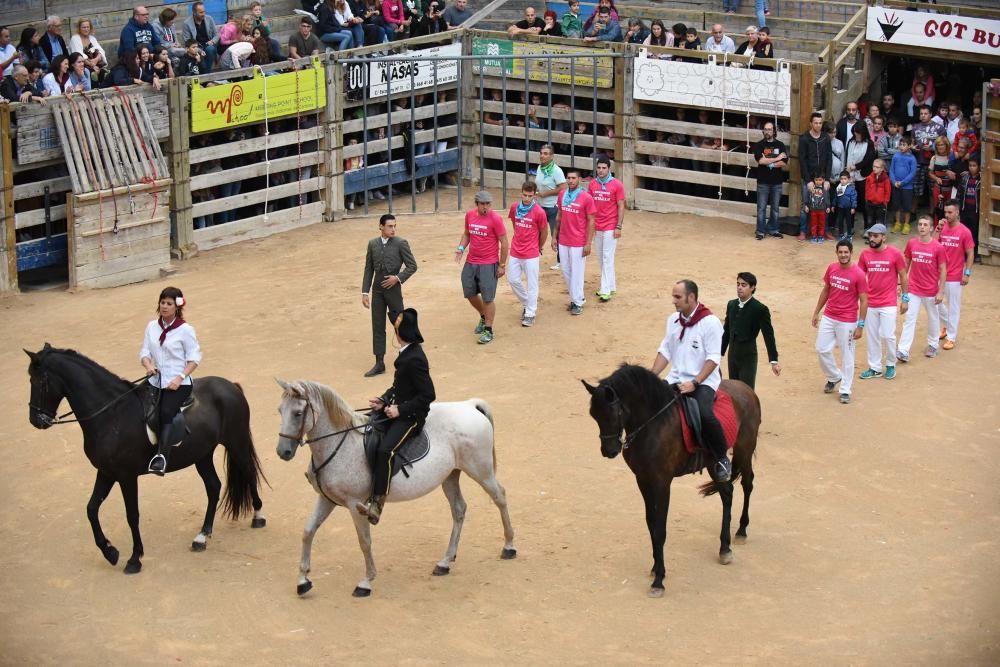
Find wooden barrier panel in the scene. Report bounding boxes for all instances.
[981,80,1000,266]
[67,180,172,289]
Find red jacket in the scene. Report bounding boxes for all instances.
[865,171,891,206]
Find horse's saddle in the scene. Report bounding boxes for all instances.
[144,383,196,446]
[676,388,740,455]
[364,418,430,481]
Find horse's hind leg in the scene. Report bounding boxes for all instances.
[298,495,336,597]
[192,458,222,552]
[434,470,467,576]
[717,481,735,565]
[118,477,144,574]
[735,458,754,543]
[87,471,119,567]
[467,467,516,559]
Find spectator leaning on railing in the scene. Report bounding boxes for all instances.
[176,39,204,76]
[119,6,161,59]
[508,7,544,38]
[64,53,92,93]
[705,24,735,54]
[183,2,222,72]
[560,0,584,39]
[41,55,69,97]
[0,65,45,104]
[584,6,622,43]
[288,18,324,59]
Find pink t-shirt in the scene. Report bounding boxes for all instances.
[904,238,945,298]
[935,223,973,281]
[822,262,868,323]
[464,209,507,265]
[858,246,905,308]
[557,189,596,247]
[507,202,548,260]
[587,177,625,232]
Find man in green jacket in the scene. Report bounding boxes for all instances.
[560,0,584,38]
[721,272,781,390]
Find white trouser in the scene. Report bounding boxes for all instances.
[593,230,617,295]
[865,306,898,372]
[898,295,940,355]
[558,244,586,306]
[815,315,856,395]
[936,281,962,342]
[507,256,540,317]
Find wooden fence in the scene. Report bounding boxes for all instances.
[981,80,1000,267]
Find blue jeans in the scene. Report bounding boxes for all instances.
[755,0,766,27]
[723,0,740,11]
[798,182,811,234]
[218,181,242,224]
[320,30,353,50]
[349,24,364,50]
[201,43,218,71]
[756,183,781,234]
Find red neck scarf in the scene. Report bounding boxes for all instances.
[158,317,186,345]
[678,303,712,340]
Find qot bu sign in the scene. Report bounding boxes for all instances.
[345,43,460,98]
[866,8,1000,57]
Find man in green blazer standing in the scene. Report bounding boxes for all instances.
[362,214,418,377]
[721,271,781,389]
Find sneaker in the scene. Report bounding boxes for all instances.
[474,316,486,334]
[346,199,355,210]
[570,304,583,316]
[370,189,386,200]
[769,232,783,239]
[859,368,882,380]
[839,393,851,404]
[550,263,560,270]
[924,345,938,358]
[884,366,897,380]
[942,340,955,350]
[597,293,611,302]
[896,351,909,363]
[938,327,947,340]
[521,316,535,327]
[823,379,841,394]
[891,222,901,233]
[478,329,494,344]
[902,223,911,234]
[797,232,807,241]
[818,237,825,243]
[755,232,765,240]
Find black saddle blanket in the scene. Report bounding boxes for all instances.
[143,384,196,434]
[364,420,430,481]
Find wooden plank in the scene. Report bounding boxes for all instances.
[479,100,615,127]
[634,116,792,145]
[342,102,459,134]
[343,126,459,159]
[13,177,74,202]
[633,187,780,222]
[74,249,170,286]
[51,105,88,193]
[633,163,788,195]
[73,232,169,265]
[79,217,167,238]
[166,77,194,257]
[15,205,68,230]
[85,96,128,188]
[189,126,324,165]
[68,98,111,191]
[107,95,147,182]
[136,96,168,171]
[191,177,322,218]
[0,104,17,294]
[475,149,606,172]
[477,124,614,150]
[191,152,323,191]
[131,95,168,177]
[635,139,753,168]
[1,0,46,24]
[75,179,172,202]
[192,201,326,252]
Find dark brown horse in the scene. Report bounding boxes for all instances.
[583,364,761,597]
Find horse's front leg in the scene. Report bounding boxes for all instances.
[297,495,336,596]
[639,478,670,597]
[718,480,735,564]
[118,476,144,574]
[86,471,120,567]
[348,507,377,597]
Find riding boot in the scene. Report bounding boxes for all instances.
[364,355,385,377]
[356,495,386,525]
[148,427,171,476]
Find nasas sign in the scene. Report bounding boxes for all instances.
[866,8,1000,57]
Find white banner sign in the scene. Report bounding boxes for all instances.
[866,8,1000,57]
[632,54,792,117]
[345,42,461,98]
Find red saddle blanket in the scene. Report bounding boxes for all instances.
[678,388,740,454]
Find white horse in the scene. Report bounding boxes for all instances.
[275,379,517,597]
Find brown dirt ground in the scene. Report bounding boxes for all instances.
[1,206,998,666]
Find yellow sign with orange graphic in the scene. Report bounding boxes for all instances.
[190,58,327,133]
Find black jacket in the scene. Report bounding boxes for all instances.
[721,297,779,363]
[797,130,833,182]
[380,344,435,427]
[362,236,418,293]
[39,32,69,64]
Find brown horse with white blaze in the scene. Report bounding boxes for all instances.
[583,363,761,597]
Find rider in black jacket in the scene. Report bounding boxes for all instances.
[358,308,436,524]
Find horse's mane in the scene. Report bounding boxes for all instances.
[39,346,133,389]
[310,382,369,429]
[602,363,675,413]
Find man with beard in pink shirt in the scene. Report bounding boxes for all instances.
[897,215,946,362]
[857,223,908,380]
[587,156,625,302]
[933,200,975,351]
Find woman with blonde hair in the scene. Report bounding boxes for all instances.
[69,18,107,72]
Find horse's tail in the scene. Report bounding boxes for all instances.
[472,398,497,471]
[222,382,268,520]
[698,468,743,497]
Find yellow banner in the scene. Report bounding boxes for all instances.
[191,58,326,133]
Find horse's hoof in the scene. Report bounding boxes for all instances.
[352,586,371,597]
[500,548,517,560]
[648,586,665,598]
[123,560,142,575]
[191,540,207,552]
[733,534,748,545]
[718,551,734,565]
[104,546,120,566]
[432,565,450,576]
[297,580,313,596]
[251,517,266,529]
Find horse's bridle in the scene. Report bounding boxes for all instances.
[29,369,150,426]
[278,395,372,447]
[597,384,681,451]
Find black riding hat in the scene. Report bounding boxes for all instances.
[390,308,424,344]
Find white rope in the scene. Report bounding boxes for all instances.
[743,52,755,196]
[718,51,729,201]
[259,65,271,221]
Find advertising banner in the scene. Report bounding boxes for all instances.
[471,37,614,88]
[866,8,1000,57]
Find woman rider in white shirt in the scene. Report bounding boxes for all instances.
[140,286,202,475]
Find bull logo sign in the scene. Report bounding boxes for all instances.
[876,11,903,42]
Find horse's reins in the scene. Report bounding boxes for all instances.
[30,372,152,425]
[598,386,681,450]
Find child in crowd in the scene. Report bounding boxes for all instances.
[681,27,701,62]
[868,116,886,147]
[955,117,979,161]
[344,137,363,210]
[957,158,980,259]
[889,136,917,234]
[832,170,857,240]
[176,39,203,76]
[806,172,831,243]
[877,118,901,169]
[864,159,891,236]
